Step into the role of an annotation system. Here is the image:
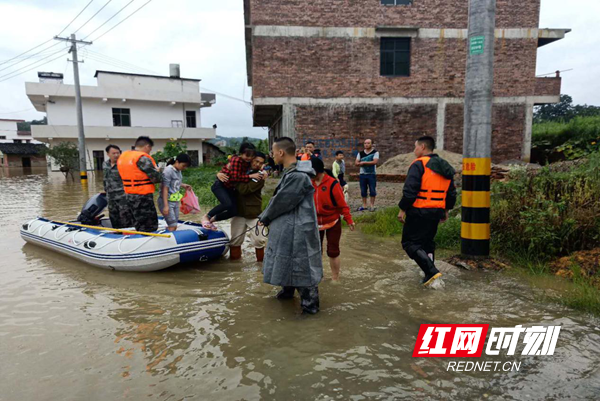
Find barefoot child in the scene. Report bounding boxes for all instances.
[258,137,323,315]
[311,157,355,281]
[202,143,263,230]
[159,153,192,232]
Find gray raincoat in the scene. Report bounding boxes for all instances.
[259,161,323,288]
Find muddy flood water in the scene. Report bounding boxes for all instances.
[1,168,600,400]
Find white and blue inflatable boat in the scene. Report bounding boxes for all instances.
[20,194,229,272]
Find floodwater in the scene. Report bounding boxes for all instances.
[1,168,599,401]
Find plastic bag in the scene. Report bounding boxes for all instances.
[180,189,201,215]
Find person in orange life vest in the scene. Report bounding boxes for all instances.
[398,136,457,287]
[117,136,162,232]
[310,157,355,281]
[300,141,315,161]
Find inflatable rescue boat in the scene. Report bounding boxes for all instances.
[20,194,229,272]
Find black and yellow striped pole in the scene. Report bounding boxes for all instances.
[461,158,491,256]
[462,0,495,257]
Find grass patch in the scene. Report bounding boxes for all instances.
[182,165,220,207]
[533,116,600,160]
[354,207,461,251]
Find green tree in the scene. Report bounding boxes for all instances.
[17,117,47,132]
[43,142,79,179]
[152,140,188,163]
[534,95,600,123]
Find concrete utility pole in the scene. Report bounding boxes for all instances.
[54,34,92,184]
[461,0,496,258]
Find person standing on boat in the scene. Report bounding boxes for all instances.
[159,153,192,232]
[103,144,135,229]
[258,137,323,315]
[117,136,162,233]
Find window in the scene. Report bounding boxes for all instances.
[186,111,197,128]
[381,0,412,5]
[13,139,22,144]
[380,37,411,77]
[188,150,199,166]
[112,108,131,127]
[0,136,6,140]
[25,140,31,143]
[93,150,104,171]
[171,120,183,128]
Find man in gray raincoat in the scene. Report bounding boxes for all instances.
[258,137,323,315]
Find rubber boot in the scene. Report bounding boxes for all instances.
[298,286,320,315]
[276,286,295,299]
[414,249,442,286]
[230,246,242,260]
[256,247,265,262]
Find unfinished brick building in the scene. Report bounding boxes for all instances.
[244,0,569,167]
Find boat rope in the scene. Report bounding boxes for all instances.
[228,224,269,244]
[117,230,168,254]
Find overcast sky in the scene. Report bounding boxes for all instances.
[0,0,597,138]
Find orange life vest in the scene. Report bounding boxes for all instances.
[117,150,157,195]
[412,156,451,209]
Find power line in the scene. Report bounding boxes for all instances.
[90,0,154,42]
[73,0,114,34]
[82,0,136,40]
[0,0,96,69]
[536,68,573,77]
[0,107,36,115]
[0,51,67,83]
[86,49,158,74]
[0,39,53,67]
[0,42,65,74]
[56,0,96,36]
[0,48,66,80]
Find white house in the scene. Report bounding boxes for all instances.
[0,119,41,144]
[25,66,217,171]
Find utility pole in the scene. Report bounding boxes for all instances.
[55,34,92,184]
[461,0,496,258]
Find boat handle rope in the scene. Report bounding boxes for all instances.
[72,230,107,247]
[55,224,78,241]
[116,230,168,255]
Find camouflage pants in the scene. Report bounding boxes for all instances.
[108,196,135,229]
[126,194,158,232]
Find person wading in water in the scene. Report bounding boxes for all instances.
[311,157,355,281]
[258,137,323,315]
[398,136,457,287]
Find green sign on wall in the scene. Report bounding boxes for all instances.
[470,35,485,55]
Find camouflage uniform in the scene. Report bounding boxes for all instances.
[103,160,134,229]
[125,155,162,232]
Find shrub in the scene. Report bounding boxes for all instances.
[533,116,600,160]
[182,165,220,207]
[491,152,600,259]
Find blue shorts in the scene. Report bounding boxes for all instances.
[359,174,377,198]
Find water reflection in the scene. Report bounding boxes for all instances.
[2,170,600,400]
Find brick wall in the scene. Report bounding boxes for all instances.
[444,103,526,162]
[294,103,437,168]
[534,77,562,97]
[252,37,538,99]
[249,0,540,29]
